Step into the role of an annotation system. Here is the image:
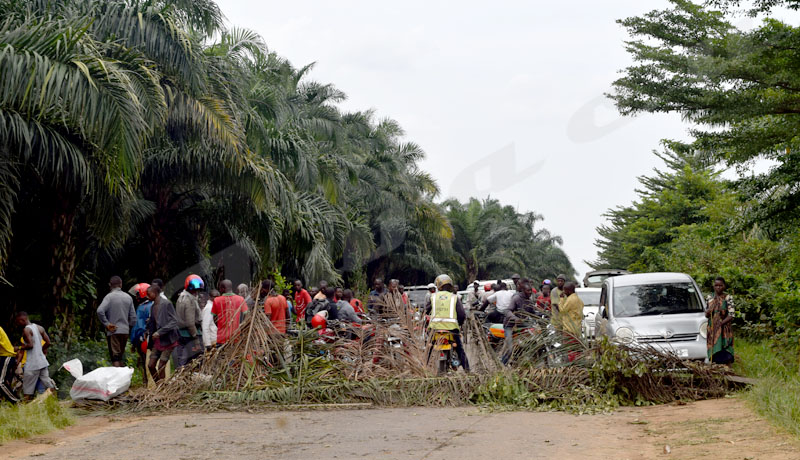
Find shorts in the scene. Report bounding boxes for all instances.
[23,367,53,396]
[107,333,129,362]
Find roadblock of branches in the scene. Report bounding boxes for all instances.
[130,304,738,413]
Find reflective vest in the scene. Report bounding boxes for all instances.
[429,291,458,330]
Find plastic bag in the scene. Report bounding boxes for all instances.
[61,358,133,401]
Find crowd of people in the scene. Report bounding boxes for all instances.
[0,271,737,402]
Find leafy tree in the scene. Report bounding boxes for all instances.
[611,0,800,234]
[592,148,732,271]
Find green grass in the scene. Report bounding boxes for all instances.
[734,338,800,438]
[0,395,74,444]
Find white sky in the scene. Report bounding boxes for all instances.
[214,0,744,279]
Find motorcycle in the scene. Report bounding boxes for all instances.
[431,330,460,375]
[474,310,564,366]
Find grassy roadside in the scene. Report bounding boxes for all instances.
[0,394,74,444]
[734,338,800,438]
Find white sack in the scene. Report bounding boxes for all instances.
[61,359,133,401]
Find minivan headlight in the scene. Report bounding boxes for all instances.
[699,322,708,339]
[615,327,634,344]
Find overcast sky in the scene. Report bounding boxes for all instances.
[215,0,720,279]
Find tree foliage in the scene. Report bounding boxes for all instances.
[599,0,800,335]
[611,0,800,234]
[0,0,573,330]
[444,198,575,286]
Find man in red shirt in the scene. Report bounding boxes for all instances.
[292,279,312,324]
[261,280,288,334]
[211,280,248,344]
[536,284,552,312]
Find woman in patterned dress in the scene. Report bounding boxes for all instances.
[706,277,734,365]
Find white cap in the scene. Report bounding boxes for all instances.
[427,283,435,289]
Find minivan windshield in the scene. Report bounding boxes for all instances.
[613,283,703,317]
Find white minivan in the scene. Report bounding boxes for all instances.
[594,272,708,360]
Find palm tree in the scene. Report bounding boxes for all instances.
[443,198,574,284]
[0,0,166,322]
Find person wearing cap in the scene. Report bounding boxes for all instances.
[551,274,567,327]
[424,283,436,312]
[511,274,521,290]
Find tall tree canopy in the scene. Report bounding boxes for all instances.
[598,0,800,333]
[0,0,574,331]
[611,0,800,234]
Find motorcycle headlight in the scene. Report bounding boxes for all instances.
[699,322,708,339]
[614,327,635,344]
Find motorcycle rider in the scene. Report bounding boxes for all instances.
[466,281,481,309]
[426,274,469,372]
[502,281,536,365]
[482,282,514,324]
[312,287,340,321]
[334,287,362,324]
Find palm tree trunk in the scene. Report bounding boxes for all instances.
[49,196,78,328]
[146,188,176,279]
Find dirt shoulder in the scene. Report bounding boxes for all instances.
[4,397,798,460]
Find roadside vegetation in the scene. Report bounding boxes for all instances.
[594,0,800,438]
[735,339,800,438]
[0,395,74,444]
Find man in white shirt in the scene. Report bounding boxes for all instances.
[485,283,515,324]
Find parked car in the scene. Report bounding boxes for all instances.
[583,269,630,288]
[594,272,708,360]
[575,287,601,340]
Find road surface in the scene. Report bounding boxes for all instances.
[6,398,798,460]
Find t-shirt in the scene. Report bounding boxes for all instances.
[212,293,248,344]
[202,300,218,347]
[294,289,312,324]
[487,290,516,314]
[264,295,288,334]
[0,326,14,358]
[536,295,551,311]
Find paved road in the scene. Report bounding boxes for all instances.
[6,399,799,460]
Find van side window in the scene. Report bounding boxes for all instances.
[599,285,607,307]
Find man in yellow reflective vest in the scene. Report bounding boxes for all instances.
[425,274,469,372]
